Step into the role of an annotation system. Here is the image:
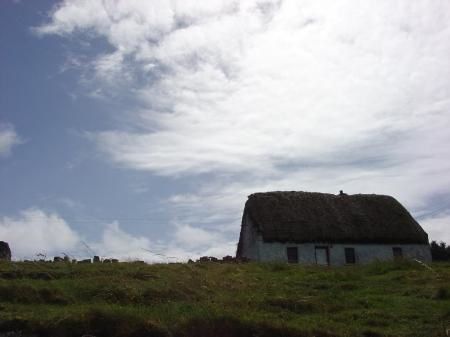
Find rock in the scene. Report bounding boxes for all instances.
[111,259,119,263]
[93,256,101,263]
[53,256,64,262]
[103,259,112,263]
[187,259,194,264]
[78,259,91,264]
[0,241,11,261]
[222,255,235,263]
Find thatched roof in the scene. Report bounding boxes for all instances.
[239,191,429,246]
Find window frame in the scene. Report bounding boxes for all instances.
[392,247,403,258]
[344,247,356,264]
[286,246,299,264]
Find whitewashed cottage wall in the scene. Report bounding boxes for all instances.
[240,217,432,265]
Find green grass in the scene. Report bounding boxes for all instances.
[0,260,448,337]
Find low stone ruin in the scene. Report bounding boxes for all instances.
[48,256,120,264]
[195,255,247,263]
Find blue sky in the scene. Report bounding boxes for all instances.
[1,0,450,261]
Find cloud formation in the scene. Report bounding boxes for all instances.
[0,209,80,259]
[0,123,21,157]
[37,0,450,244]
[0,208,232,261]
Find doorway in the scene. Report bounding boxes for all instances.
[287,247,298,263]
[315,246,329,265]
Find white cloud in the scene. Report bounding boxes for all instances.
[173,223,221,249]
[420,213,450,244]
[37,0,450,176]
[0,124,21,157]
[37,1,450,243]
[90,221,237,261]
[0,209,235,261]
[89,222,154,261]
[164,223,236,260]
[0,209,80,259]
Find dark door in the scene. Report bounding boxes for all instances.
[345,247,356,264]
[287,247,298,263]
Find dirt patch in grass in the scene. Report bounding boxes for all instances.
[0,310,169,337]
[0,314,340,337]
[175,317,337,337]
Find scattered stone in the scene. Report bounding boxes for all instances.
[72,259,77,264]
[222,255,235,263]
[93,256,101,263]
[0,241,11,261]
[188,259,194,264]
[78,259,92,264]
[103,259,112,263]
[111,259,119,263]
[53,256,64,263]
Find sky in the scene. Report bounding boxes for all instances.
[1,0,449,261]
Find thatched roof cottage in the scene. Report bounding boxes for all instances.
[236,191,431,265]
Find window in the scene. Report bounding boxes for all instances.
[393,247,403,258]
[287,247,298,263]
[345,248,356,264]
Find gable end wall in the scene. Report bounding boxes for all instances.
[239,213,261,260]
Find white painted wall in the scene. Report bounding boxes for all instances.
[240,217,432,265]
[252,238,431,265]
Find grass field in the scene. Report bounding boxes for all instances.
[0,260,448,337]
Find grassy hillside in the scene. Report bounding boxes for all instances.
[0,260,448,337]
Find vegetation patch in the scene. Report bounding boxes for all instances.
[0,261,448,337]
